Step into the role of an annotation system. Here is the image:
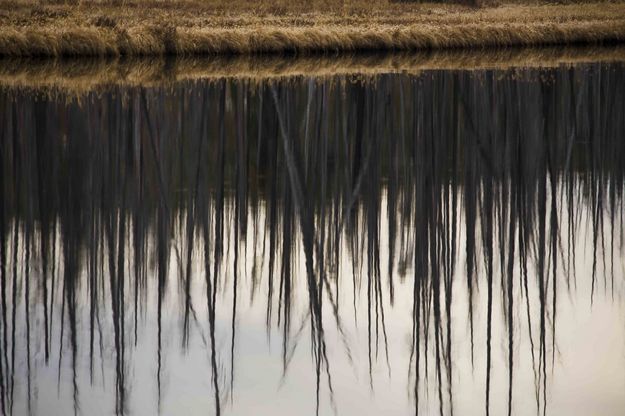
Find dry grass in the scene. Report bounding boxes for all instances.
[0,1,624,56]
[2,45,625,92]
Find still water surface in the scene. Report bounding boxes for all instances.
[0,56,624,416]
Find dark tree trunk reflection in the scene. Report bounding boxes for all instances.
[0,61,624,415]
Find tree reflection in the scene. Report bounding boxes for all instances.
[0,62,624,415]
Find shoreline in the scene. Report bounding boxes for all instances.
[2,46,624,92]
[1,2,625,57]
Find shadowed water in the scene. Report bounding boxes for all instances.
[0,60,625,416]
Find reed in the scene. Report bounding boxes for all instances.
[0,1,624,57]
[3,46,625,93]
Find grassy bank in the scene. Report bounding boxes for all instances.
[1,1,625,57]
[2,46,625,92]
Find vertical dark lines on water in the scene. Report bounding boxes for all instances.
[481,73,495,416]
[271,84,333,416]
[0,94,7,416]
[0,61,624,415]
[9,106,18,415]
[230,81,248,402]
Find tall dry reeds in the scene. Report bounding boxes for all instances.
[0,1,624,56]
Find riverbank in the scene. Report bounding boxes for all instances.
[2,46,624,93]
[1,1,624,57]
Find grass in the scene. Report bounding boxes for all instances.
[2,45,625,92]
[0,0,624,57]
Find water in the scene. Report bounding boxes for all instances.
[0,56,624,416]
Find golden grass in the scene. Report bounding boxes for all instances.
[0,1,624,57]
[2,45,625,93]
